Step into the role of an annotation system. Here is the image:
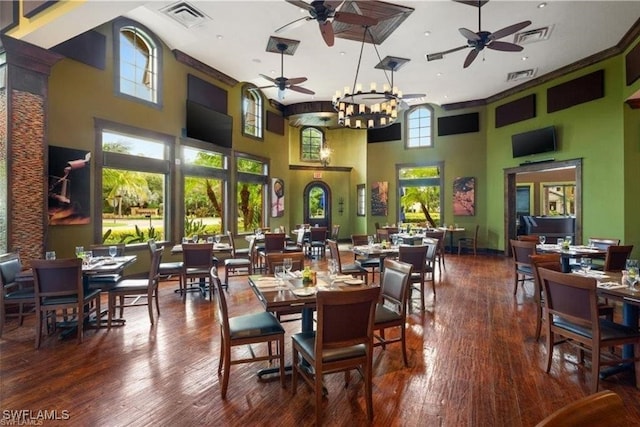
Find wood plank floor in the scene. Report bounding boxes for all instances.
[2,250,640,426]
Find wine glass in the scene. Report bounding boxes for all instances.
[283,257,293,277]
[215,234,221,245]
[328,259,338,289]
[580,257,591,275]
[108,245,117,259]
[274,265,285,290]
[538,235,546,245]
[75,246,84,258]
[192,234,198,243]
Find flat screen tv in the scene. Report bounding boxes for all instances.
[186,100,232,148]
[511,126,557,158]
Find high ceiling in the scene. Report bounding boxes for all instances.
[16,1,640,115]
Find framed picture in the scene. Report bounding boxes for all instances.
[453,176,475,216]
[371,181,388,216]
[271,177,284,217]
[48,146,91,225]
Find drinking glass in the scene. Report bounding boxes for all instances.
[538,235,546,245]
[192,234,198,243]
[367,235,375,247]
[328,259,338,289]
[207,236,214,244]
[45,251,56,260]
[274,265,285,290]
[215,235,221,244]
[75,246,84,258]
[283,257,293,276]
[588,238,594,248]
[108,245,117,258]
[580,257,591,275]
[391,235,399,246]
[557,238,564,249]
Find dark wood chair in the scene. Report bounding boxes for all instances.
[399,244,430,311]
[424,230,446,272]
[223,232,253,288]
[211,268,285,399]
[326,239,368,284]
[510,239,537,295]
[0,252,34,336]
[258,232,286,269]
[307,227,328,259]
[351,234,381,283]
[31,258,101,349]
[458,224,479,255]
[374,258,412,366]
[107,246,162,327]
[603,244,634,272]
[181,243,215,300]
[535,390,632,427]
[264,251,305,274]
[291,286,380,424]
[517,235,540,242]
[148,239,183,294]
[538,267,640,393]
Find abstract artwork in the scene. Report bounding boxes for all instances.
[371,181,388,216]
[48,146,91,225]
[271,177,284,217]
[453,176,475,216]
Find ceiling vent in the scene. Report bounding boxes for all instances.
[507,68,538,82]
[513,25,554,45]
[161,2,210,28]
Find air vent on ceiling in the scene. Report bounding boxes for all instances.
[513,25,554,45]
[161,2,210,28]
[507,68,538,82]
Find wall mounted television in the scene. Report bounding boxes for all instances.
[186,100,232,148]
[511,126,557,158]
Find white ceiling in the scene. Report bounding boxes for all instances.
[18,0,640,110]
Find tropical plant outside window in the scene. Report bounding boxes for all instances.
[117,22,158,104]
[236,156,267,232]
[101,131,168,244]
[300,127,323,161]
[543,183,575,216]
[398,165,442,227]
[405,105,433,148]
[182,146,227,239]
[308,185,326,219]
[242,84,263,139]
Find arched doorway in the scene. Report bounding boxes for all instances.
[303,181,331,228]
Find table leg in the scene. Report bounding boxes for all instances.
[599,302,638,379]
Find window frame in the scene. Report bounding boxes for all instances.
[113,18,163,109]
[241,83,264,140]
[94,118,175,246]
[405,104,434,149]
[396,162,445,226]
[300,126,324,162]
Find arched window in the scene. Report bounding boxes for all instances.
[114,19,161,106]
[405,105,434,148]
[242,84,263,139]
[300,127,324,162]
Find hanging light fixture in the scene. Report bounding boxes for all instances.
[332,27,404,129]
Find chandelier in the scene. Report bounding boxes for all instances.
[332,27,405,129]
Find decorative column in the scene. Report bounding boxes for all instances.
[0,35,61,261]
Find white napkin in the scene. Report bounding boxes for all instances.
[597,281,627,290]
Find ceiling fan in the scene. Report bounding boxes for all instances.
[257,42,315,101]
[426,1,531,68]
[276,0,378,47]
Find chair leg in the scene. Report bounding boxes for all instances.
[364,359,374,421]
[535,303,543,341]
[35,308,42,349]
[76,303,84,344]
[315,366,323,425]
[400,325,408,367]
[591,345,601,393]
[148,291,155,325]
[278,336,285,389]
[291,344,298,393]
[220,344,231,399]
[545,330,554,373]
[108,293,114,328]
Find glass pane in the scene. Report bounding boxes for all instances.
[308,186,326,219]
[101,168,164,244]
[237,158,264,174]
[237,181,263,232]
[103,131,165,160]
[184,176,224,237]
[183,147,224,168]
[399,166,441,226]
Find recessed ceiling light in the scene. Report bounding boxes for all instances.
[252,58,261,63]
[339,51,346,56]
[521,56,529,61]
[424,31,431,36]
[537,2,547,8]
[270,70,276,75]
[216,35,223,40]
[436,72,443,77]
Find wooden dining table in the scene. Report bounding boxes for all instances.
[537,243,607,272]
[248,273,373,378]
[351,244,399,272]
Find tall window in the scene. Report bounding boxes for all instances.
[405,105,434,148]
[242,84,263,139]
[182,143,228,238]
[398,164,443,227]
[300,127,323,162]
[97,120,173,245]
[115,19,161,105]
[236,154,268,233]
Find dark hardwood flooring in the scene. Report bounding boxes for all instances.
[2,250,640,426]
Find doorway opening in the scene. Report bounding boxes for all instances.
[504,159,581,255]
[303,181,331,229]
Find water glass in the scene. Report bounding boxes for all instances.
[367,235,375,247]
[283,257,293,276]
[557,238,564,249]
[328,260,338,289]
[108,245,117,258]
[538,235,546,245]
[75,246,84,258]
[45,251,56,260]
[274,265,285,290]
[192,234,199,243]
[580,257,591,275]
[207,236,214,244]
[215,235,221,244]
